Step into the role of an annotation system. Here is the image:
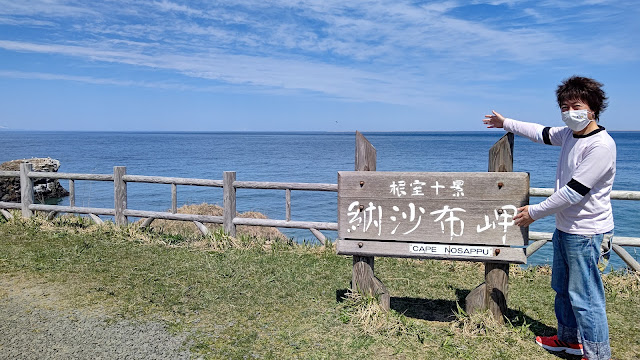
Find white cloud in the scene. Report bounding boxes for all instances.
[0,0,97,17]
[0,16,55,26]
[0,0,636,105]
[0,40,418,104]
[152,0,202,16]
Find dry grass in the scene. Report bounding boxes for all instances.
[3,208,290,253]
[603,270,640,299]
[451,305,514,338]
[137,203,287,241]
[339,290,413,337]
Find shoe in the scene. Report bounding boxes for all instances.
[535,335,583,355]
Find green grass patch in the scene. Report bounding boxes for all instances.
[1,213,639,359]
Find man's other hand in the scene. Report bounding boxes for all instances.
[514,205,534,227]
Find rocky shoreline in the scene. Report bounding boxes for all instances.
[0,158,69,202]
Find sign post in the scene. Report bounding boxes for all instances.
[350,132,389,310]
[466,132,518,322]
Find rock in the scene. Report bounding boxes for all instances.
[0,158,69,202]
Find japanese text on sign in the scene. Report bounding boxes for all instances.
[389,179,465,197]
[346,178,518,244]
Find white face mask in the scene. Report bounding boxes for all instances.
[561,109,592,131]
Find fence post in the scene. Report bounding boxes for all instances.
[466,132,514,323]
[285,188,291,221]
[223,171,237,237]
[114,166,127,225]
[20,163,34,218]
[69,179,75,207]
[171,183,178,213]
[351,131,390,310]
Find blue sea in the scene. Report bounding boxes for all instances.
[1,131,639,269]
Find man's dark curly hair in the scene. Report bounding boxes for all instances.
[556,76,608,121]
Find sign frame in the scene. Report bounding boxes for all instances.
[336,171,529,264]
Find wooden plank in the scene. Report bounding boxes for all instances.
[612,237,640,247]
[286,189,291,221]
[234,181,337,191]
[480,132,515,323]
[193,221,209,235]
[29,204,115,216]
[355,131,376,172]
[89,213,104,225]
[612,244,640,272]
[609,190,640,201]
[530,231,640,247]
[124,209,223,223]
[28,172,113,181]
[140,217,155,228]
[338,198,528,245]
[309,228,326,245]
[338,171,529,247]
[526,239,548,257]
[529,188,553,197]
[223,171,237,236]
[531,187,640,201]
[351,131,389,311]
[352,256,390,310]
[485,262,509,319]
[233,217,338,230]
[336,239,526,264]
[171,183,177,213]
[0,209,14,220]
[69,179,75,207]
[122,174,223,187]
[0,202,21,210]
[529,231,553,240]
[338,171,529,200]
[114,166,128,225]
[46,211,58,220]
[489,132,514,172]
[0,171,19,177]
[20,163,34,218]
[465,284,486,316]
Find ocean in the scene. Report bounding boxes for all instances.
[1,130,638,269]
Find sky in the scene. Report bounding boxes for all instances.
[0,0,638,132]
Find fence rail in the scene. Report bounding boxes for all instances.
[234,181,337,191]
[1,165,639,271]
[530,187,640,201]
[29,204,115,216]
[122,174,223,187]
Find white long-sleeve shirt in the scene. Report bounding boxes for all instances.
[503,118,616,235]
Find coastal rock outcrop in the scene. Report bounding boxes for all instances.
[0,158,69,202]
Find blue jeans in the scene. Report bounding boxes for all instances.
[552,229,613,360]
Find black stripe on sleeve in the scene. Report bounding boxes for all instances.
[567,178,590,196]
[542,127,552,145]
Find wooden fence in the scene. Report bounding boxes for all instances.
[1,163,640,271]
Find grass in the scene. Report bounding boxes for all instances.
[1,212,639,359]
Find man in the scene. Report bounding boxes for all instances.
[482,76,615,360]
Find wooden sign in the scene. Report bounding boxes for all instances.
[337,171,529,263]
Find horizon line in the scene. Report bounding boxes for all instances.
[2,129,640,134]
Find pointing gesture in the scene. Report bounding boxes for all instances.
[483,110,506,128]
